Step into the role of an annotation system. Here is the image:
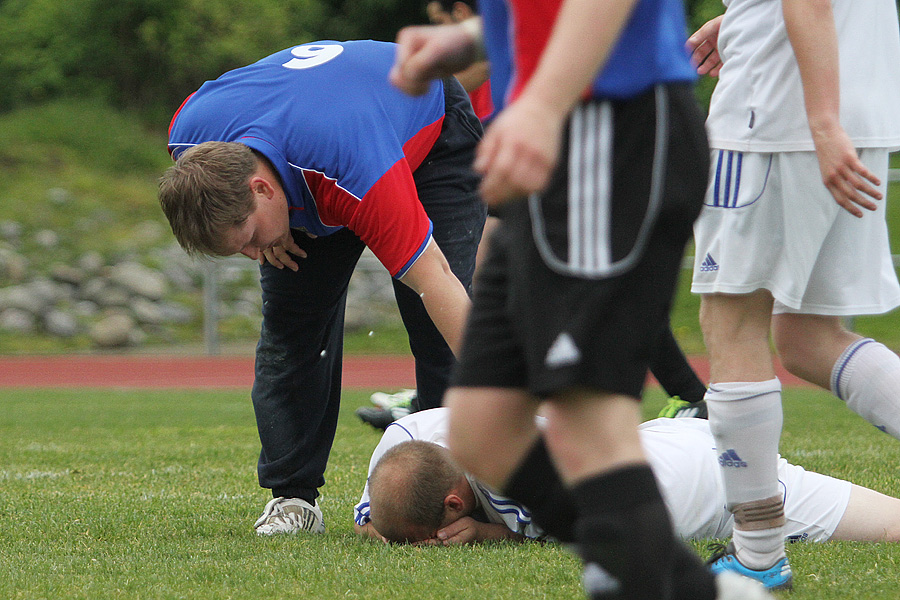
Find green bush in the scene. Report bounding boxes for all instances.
[0,0,729,125]
[0,0,425,125]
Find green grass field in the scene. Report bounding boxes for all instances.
[2,386,899,599]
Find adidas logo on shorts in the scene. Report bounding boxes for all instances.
[545,332,582,368]
[700,253,719,272]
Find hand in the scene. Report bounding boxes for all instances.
[259,232,311,271]
[474,96,565,207]
[391,22,482,96]
[811,123,882,217]
[354,520,389,543]
[686,15,724,77]
[432,516,482,545]
[417,517,519,545]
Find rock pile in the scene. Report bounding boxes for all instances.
[0,223,400,350]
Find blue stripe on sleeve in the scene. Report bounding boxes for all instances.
[394,222,434,279]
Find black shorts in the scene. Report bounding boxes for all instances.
[452,84,709,400]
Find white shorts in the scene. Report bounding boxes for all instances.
[691,149,900,315]
[640,418,851,542]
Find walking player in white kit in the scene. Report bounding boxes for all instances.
[689,0,900,590]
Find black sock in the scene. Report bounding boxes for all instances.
[573,465,706,600]
[670,539,717,600]
[502,437,578,542]
[271,489,317,505]
[650,327,707,404]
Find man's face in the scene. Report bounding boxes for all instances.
[221,192,290,260]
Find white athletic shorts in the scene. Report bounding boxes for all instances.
[640,418,852,543]
[691,149,900,315]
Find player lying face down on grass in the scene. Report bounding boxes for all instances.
[158,40,486,535]
[354,409,900,546]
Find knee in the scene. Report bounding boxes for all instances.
[772,315,852,378]
[774,337,806,377]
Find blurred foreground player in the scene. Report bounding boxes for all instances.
[391,1,770,598]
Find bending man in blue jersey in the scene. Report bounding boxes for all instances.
[159,40,486,534]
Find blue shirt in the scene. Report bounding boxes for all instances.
[168,40,445,277]
[480,0,696,109]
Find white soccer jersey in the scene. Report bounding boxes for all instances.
[707,0,900,152]
[640,417,851,542]
[353,408,545,539]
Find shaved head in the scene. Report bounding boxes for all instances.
[368,441,465,543]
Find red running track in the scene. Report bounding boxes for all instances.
[0,354,811,389]
[0,355,412,389]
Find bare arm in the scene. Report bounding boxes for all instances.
[391,19,484,96]
[782,0,882,217]
[398,240,470,356]
[473,0,639,206]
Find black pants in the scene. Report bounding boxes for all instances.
[252,78,487,500]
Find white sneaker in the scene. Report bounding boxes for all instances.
[715,571,776,600]
[254,497,325,535]
[369,389,416,410]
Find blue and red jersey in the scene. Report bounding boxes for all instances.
[468,79,494,122]
[479,0,696,110]
[168,40,446,278]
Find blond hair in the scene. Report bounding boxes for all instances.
[158,141,257,256]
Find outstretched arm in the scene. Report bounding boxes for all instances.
[399,240,470,356]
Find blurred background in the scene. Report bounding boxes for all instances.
[0,0,895,357]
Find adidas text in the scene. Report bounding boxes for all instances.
[718,449,747,468]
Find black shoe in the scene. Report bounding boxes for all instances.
[355,406,409,430]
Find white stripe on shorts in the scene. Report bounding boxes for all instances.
[530,87,669,279]
[569,102,614,273]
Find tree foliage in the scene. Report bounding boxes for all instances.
[0,0,428,125]
[0,0,729,126]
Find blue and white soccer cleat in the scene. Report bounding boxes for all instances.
[708,545,793,591]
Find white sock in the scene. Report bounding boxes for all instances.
[831,338,900,439]
[706,379,786,569]
[732,528,786,572]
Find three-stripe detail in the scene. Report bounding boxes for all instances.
[567,102,614,273]
[712,150,743,208]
